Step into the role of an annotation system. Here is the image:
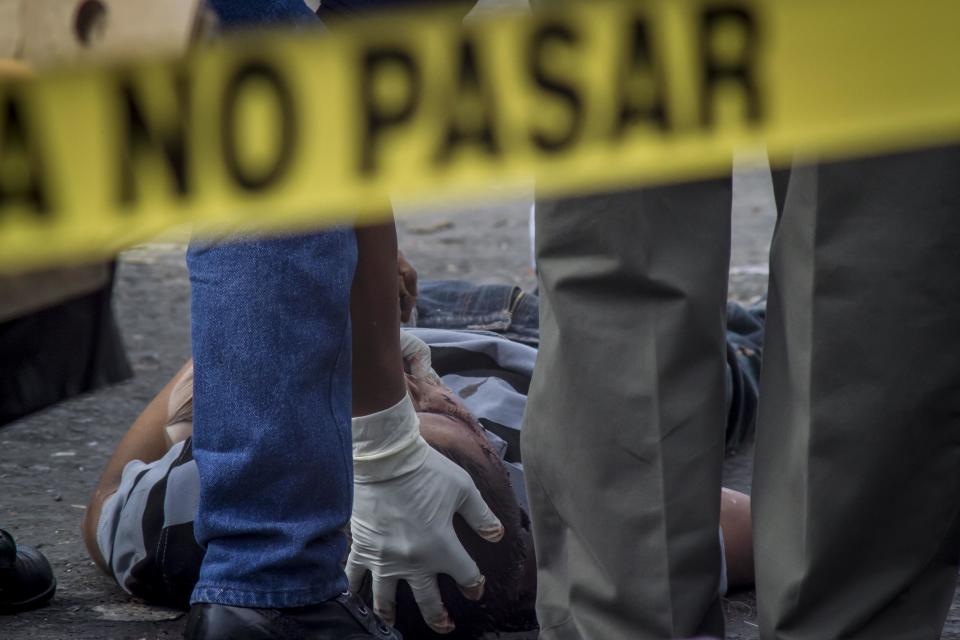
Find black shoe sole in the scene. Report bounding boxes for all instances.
[0,577,57,614]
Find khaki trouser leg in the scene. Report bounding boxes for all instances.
[754,146,960,639]
[523,179,731,639]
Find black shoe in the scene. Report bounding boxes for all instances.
[184,591,402,640]
[0,528,57,614]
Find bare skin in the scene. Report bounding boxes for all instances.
[351,222,408,417]
[721,487,754,590]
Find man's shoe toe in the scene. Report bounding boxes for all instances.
[184,592,401,640]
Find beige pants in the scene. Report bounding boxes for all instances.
[753,148,960,639]
[524,178,732,639]
[523,147,960,639]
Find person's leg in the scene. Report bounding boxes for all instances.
[191,0,351,610]
[523,179,732,639]
[770,168,791,218]
[754,146,960,639]
[188,231,356,607]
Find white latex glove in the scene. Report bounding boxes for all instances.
[347,393,504,634]
[399,330,443,386]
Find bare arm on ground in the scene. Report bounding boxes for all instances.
[81,360,193,573]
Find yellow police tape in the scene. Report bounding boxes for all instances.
[1,0,960,272]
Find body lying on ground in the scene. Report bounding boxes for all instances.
[81,281,763,638]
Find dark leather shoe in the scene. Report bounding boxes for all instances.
[184,591,402,640]
[0,528,57,614]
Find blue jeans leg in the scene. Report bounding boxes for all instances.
[187,230,357,608]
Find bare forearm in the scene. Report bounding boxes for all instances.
[351,221,407,416]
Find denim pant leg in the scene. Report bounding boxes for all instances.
[187,230,357,608]
[723,301,765,453]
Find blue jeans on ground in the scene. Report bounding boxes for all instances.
[414,280,539,346]
[187,231,357,608]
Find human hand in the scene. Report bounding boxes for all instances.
[399,331,443,386]
[347,394,504,634]
[398,250,418,323]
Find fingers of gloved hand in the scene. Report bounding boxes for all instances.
[345,551,368,594]
[408,575,455,634]
[441,542,485,601]
[419,362,443,386]
[400,331,429,362]
[412,362,443,387]
[371,575,399,626]
[458,574,486,602]
[456,480,505,543]
[399,333,441,385]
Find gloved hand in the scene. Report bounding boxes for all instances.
[399,331,443,386]
[347,393,504,634]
